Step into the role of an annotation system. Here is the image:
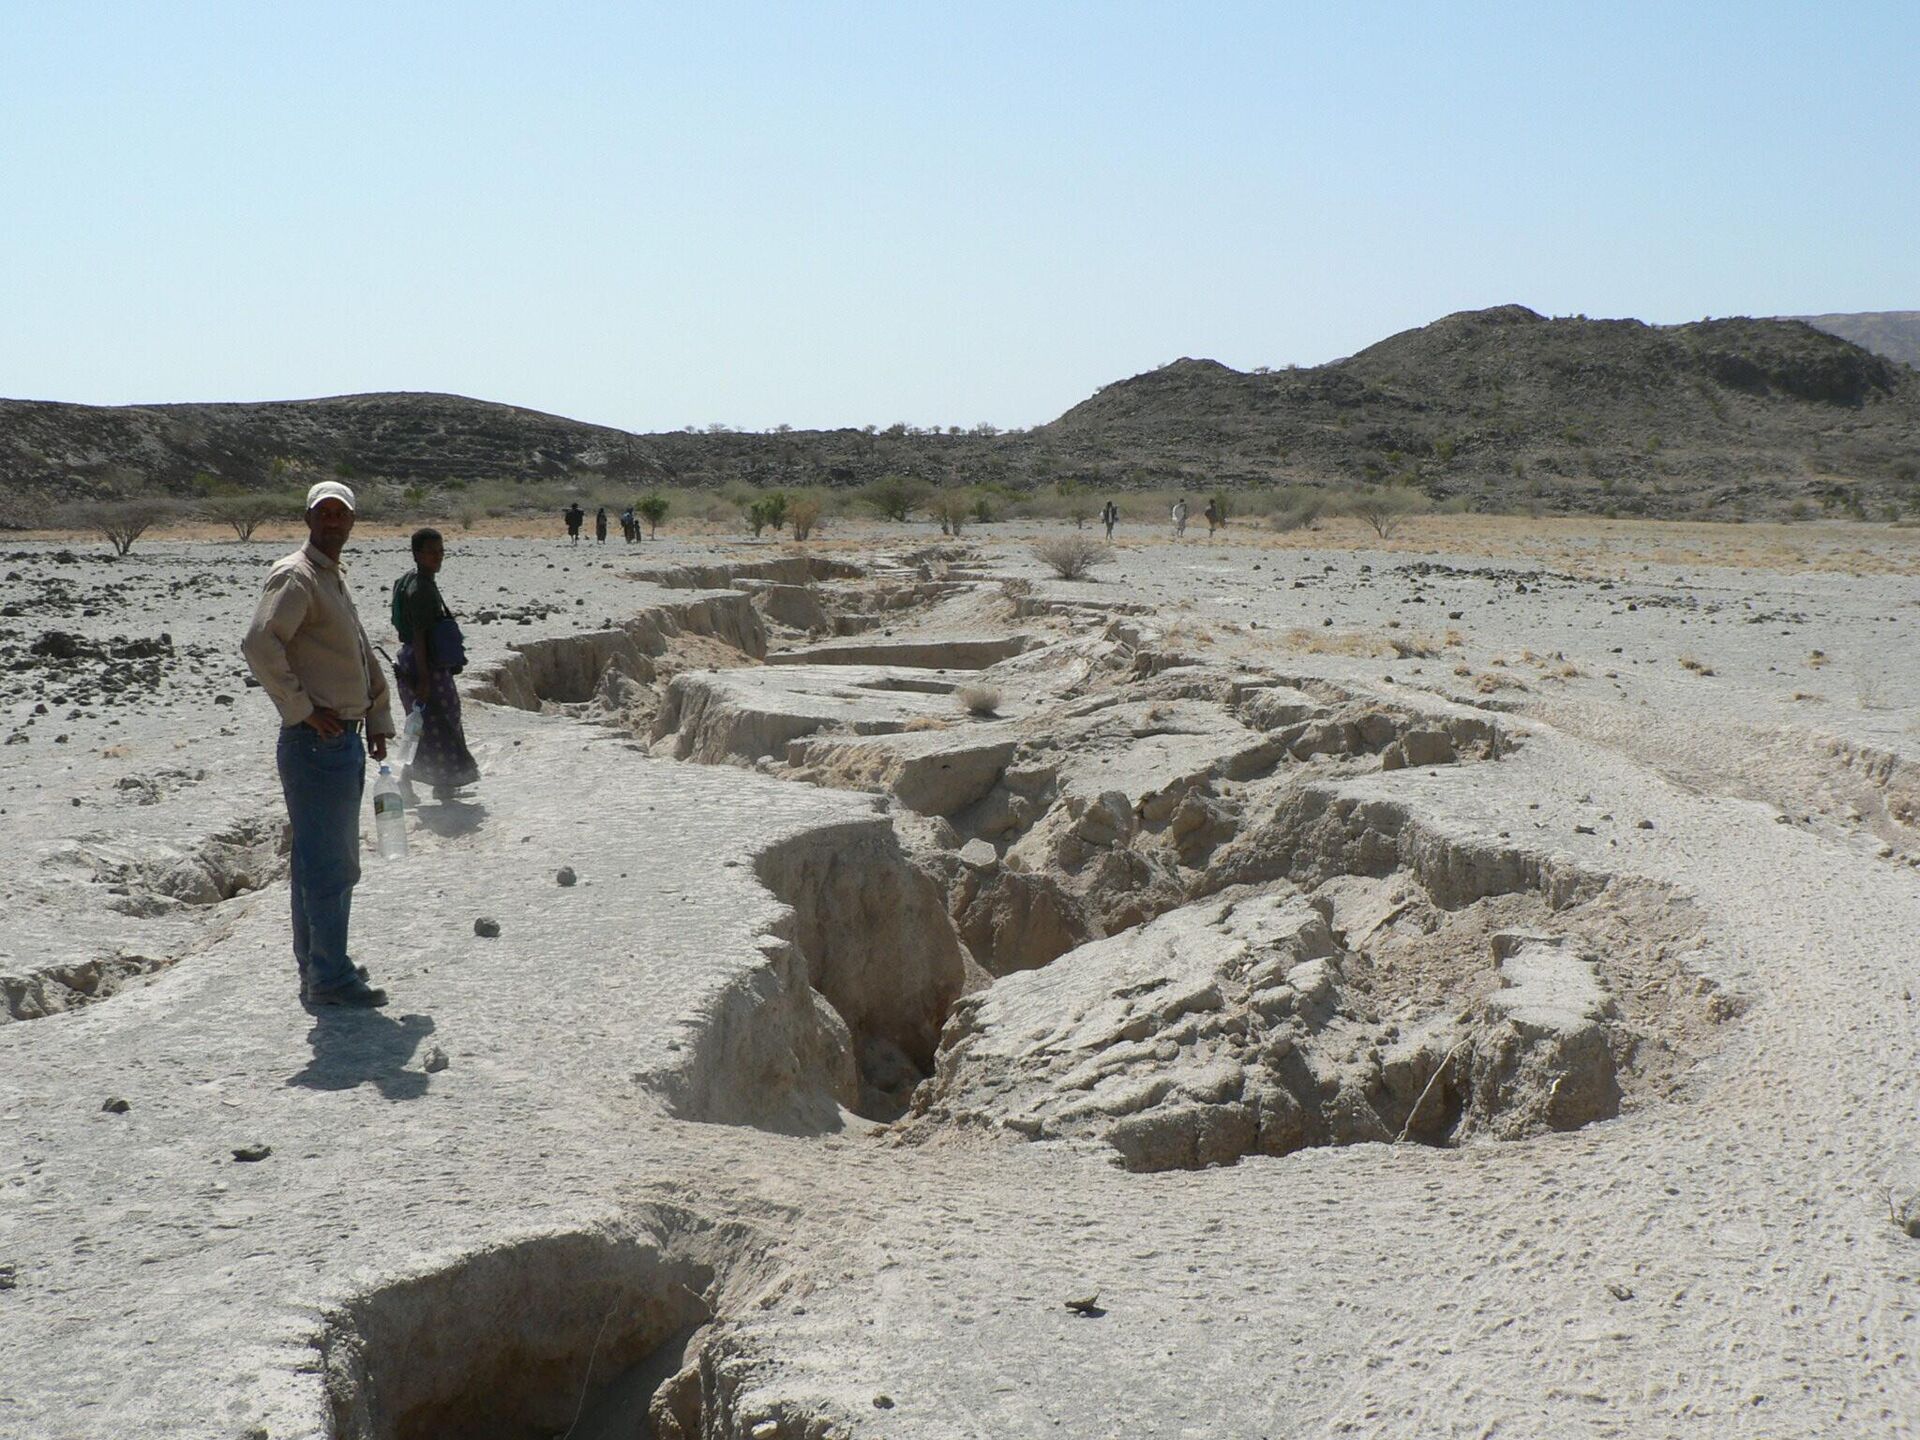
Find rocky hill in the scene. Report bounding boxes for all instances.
[1793,311,1920,370]
[5,306,1917,521]
[1041,306,1920,517]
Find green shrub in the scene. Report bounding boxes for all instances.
[860,475,928,521]
[636,494,669,538]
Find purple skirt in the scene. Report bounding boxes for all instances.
[394,643,480,790]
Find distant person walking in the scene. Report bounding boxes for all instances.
[241,481,393,1009]
[595,506,608,544]
[390,528,481,802]
[620,505,637,544]
[1102,499,1119,540]
[1204,497,1223,537]
[564,502,585,545]
[1171,497,1188,537]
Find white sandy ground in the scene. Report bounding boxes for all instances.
[2,520,1918,1438]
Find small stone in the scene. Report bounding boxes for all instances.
[1606,1282,1635,1301]
[0,1262,16,1290]
[872,1394,895,1410]
[556,866,577,887]
[101,1097,130,1114]
[958,838,998,869]
[423,1046,449,1073]
[474,917,501,938]
[1636,819,1655,830]
[1064,1292,1106,1317]
[232,1143,271,1163]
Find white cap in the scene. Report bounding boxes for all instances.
[305,480,357,513]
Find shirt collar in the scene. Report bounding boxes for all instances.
[301,540,341,573]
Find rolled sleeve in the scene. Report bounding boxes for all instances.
[241,570,315,728]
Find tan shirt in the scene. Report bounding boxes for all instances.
[241,541,395,735]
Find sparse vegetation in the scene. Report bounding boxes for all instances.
[788,495,822,541]
[928,490,971,536]
[1032,536,1112,580]
[861,475,928,522]
[68,498,174,555]
[201,493,284,542]
[636,493,669,538]
[955,682,1002,716]
[1349,486,1429,540]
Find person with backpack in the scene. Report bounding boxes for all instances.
[564,502,585,544]
[390,527,480,801]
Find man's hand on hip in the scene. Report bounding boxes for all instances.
[305,707,345,738]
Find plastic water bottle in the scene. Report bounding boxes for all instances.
[372,765,408,859]
[393,706,424,769]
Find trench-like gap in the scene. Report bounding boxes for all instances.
[4,812,289,1023]
[481,563,1739,1172]
[320,1209,793,1440]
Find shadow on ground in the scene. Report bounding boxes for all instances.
[289,1011,437,1100]
[414,799,487,838]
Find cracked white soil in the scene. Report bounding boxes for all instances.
[2,524,1919,1439]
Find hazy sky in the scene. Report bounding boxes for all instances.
[3,3,1914,432]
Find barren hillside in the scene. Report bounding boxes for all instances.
[5,306,1917,520]
[1794,310,1920,370]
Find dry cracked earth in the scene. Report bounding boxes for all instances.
[2,520,1919,1439]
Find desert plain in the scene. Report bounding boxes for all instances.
[2,512,1918,1439]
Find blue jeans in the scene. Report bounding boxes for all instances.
[276,725,365,992]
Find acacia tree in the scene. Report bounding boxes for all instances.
[69,499,174,555]
[636,494,668,538]
[1349,486,1428,540]
[203,493,281,541]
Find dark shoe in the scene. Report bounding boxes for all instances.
[299,963,369,1004]
[307,978,388,1009]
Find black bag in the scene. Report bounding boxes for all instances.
[428,615,467,674]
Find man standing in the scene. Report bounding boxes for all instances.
[242,481,394,1008]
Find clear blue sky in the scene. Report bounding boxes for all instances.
[2,2,1913,432]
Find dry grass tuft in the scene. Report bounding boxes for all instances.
[1678,655,1716,676]
[955,682,1003,716]
[1807,650,1830,669]
[1282,627,1392,658]
[901,715,952,732]
[1388,633,1441,659]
